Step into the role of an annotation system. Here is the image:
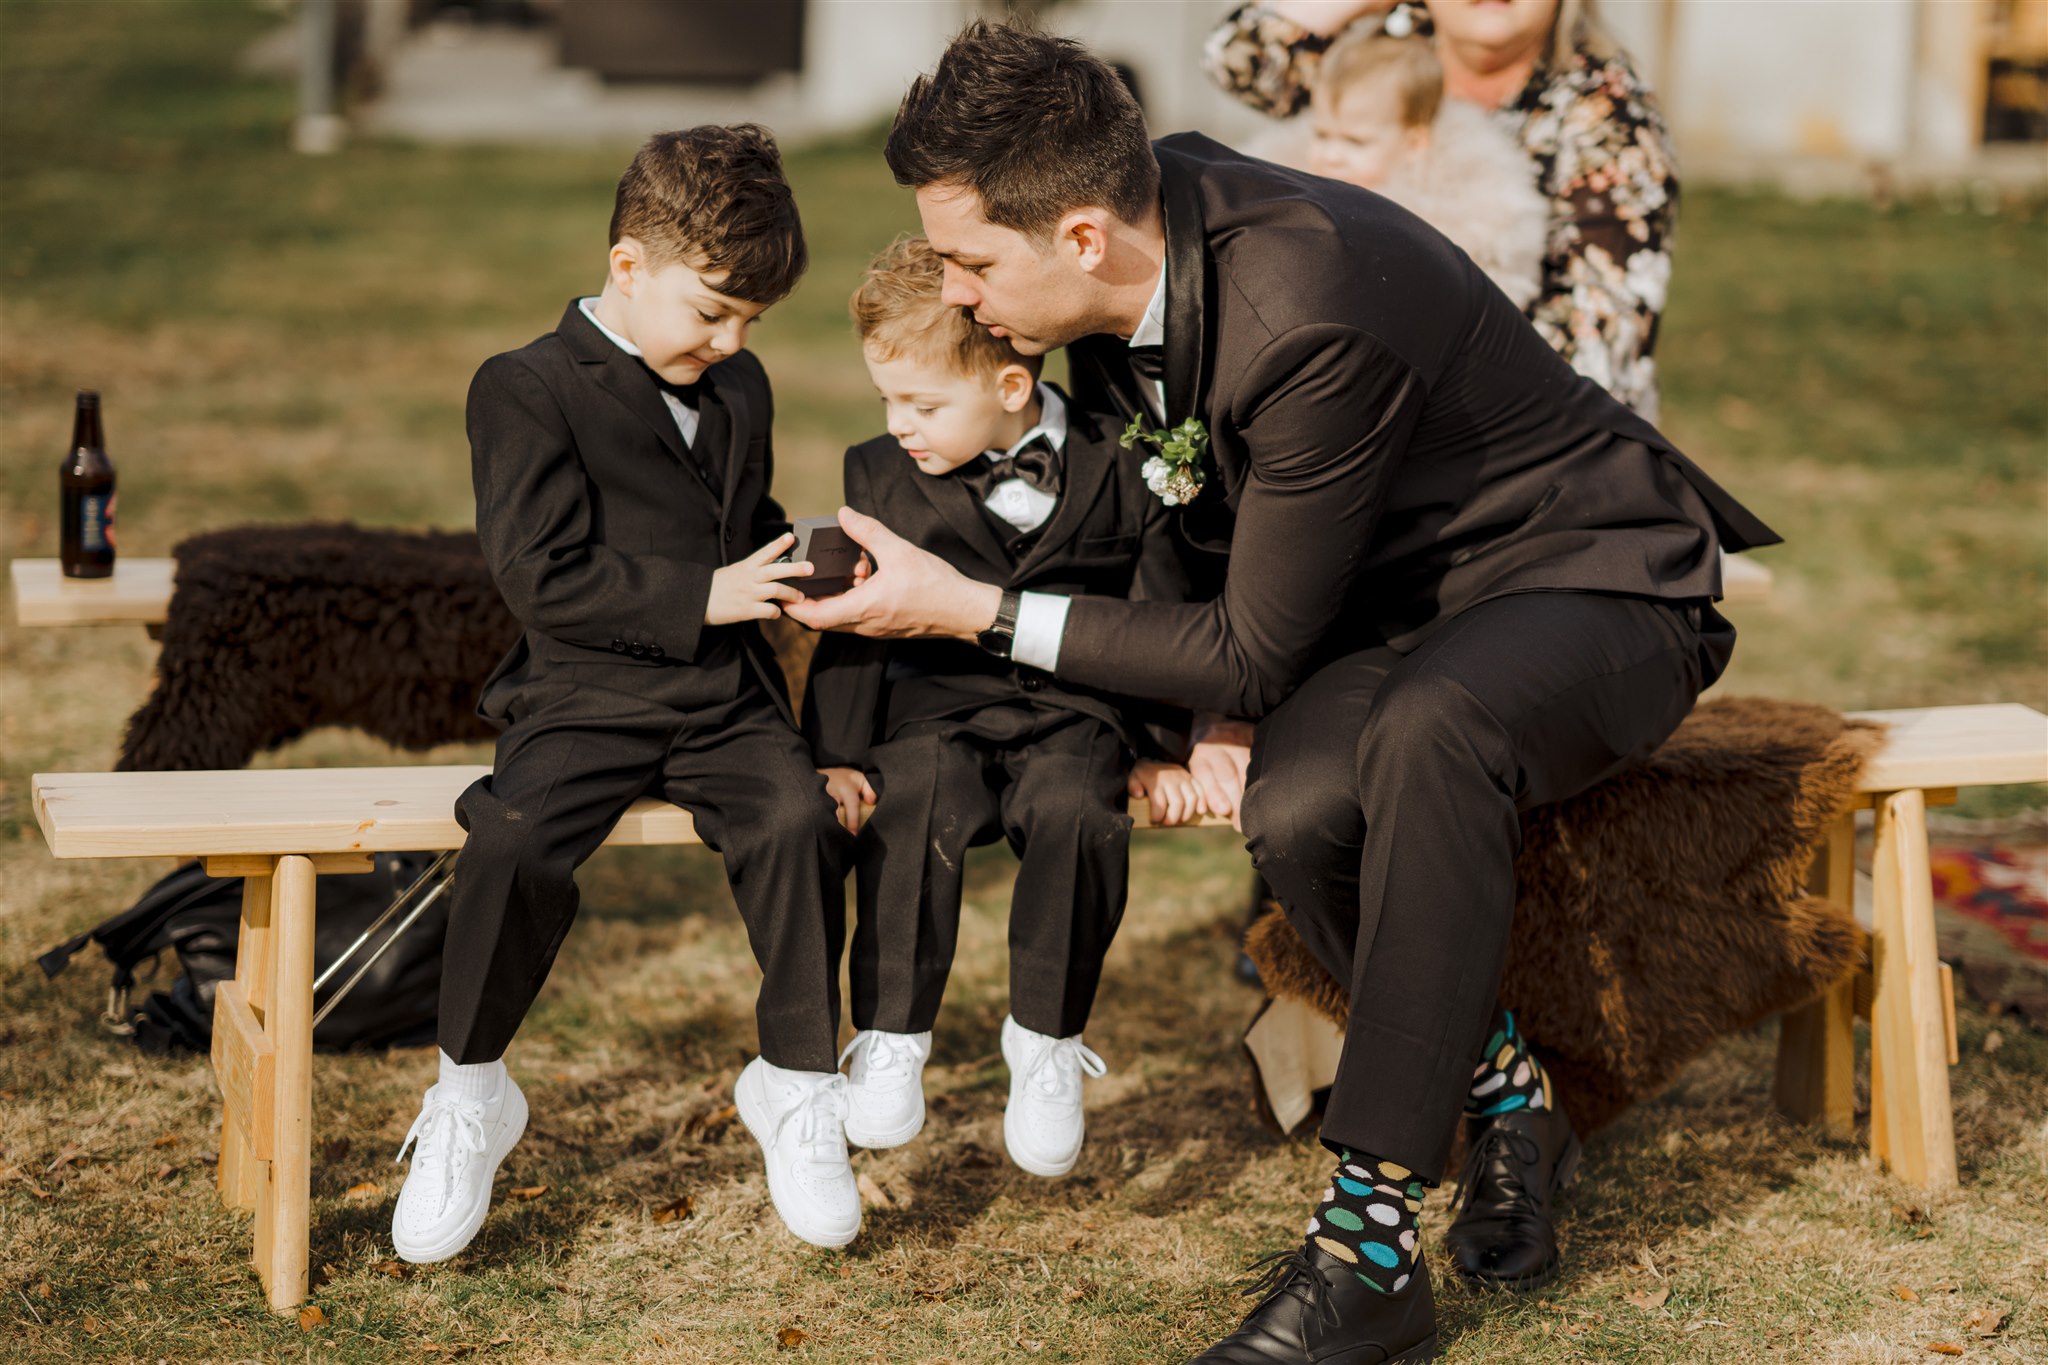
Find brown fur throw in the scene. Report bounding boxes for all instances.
[1246,697,1885,1133]
[119,523,819,773]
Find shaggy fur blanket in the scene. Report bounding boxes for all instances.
[1246,697,1885,1133]
[119,523,817,772]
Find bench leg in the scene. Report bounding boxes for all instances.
[1869,789,1958,1191]
[253,855,317,1311]
[218,869,274,1212]
[1774,813,1858,1135]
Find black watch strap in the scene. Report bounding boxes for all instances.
[977,589,1022,658]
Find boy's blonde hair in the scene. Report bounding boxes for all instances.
[1316,29,1443,129]
[850,235,1039,379]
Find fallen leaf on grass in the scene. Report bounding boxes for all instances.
[776,1326,807,1349]
[508,1184,549,1200]
[154,1163,180,1182]
[1982,1029,2003,1054]
[685,1104,739,1143]
[856,1173,892,1210]
[651,1195,694,1224]
[343,1182,381,1202]
[150,1134,178,1149]
[1626,1286,1671,1310]
[32,1281,53,1299]
[1961,1307,2008,1338]
[374,1260,408,1279]
[297,1304,327,1332]
[45,1145,83,1174]
[1927,1345,1964,1357]
[1896,1285,1923,1302]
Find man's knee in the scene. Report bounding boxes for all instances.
[1242,746,1361,870]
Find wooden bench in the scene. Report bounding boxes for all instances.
[29,764,1228,1311]
[34,702,2037,1311]
[4,552,1783,629]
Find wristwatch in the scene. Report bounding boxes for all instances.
[977,589,1022,659]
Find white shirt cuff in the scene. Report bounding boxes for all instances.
[1010,591,1070,672]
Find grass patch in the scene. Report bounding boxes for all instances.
[1,2,2044,1362]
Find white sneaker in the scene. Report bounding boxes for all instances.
[840,1030,932,1149]
[735,1057,861,1248]
[1000,1015,1106,1178]
[390,1064,528,1264]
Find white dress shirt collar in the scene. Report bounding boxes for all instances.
[1129,261,1168,350]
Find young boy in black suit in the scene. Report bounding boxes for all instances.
[393,126,863,1260]
[803,237,1202,1181]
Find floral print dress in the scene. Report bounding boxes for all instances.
[1204,3,1678,419]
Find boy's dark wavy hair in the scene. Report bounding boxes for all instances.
[609,124,807,304]
[885,20,1159,241]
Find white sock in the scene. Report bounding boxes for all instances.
[438,1048,504,1103]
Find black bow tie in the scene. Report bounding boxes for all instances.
[643,363,702,411]
[955,433,1062,504]
[1128,345,1166,386]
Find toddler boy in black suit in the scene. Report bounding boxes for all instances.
[393,126,862,1260]
[803,237,1201,1180]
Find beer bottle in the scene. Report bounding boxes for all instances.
[59,390,116,578]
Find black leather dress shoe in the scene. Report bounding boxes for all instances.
[1442,1103,1582,1291]
[1185,1241,1438,1364]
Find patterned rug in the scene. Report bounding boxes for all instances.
[1932,844,2048,963]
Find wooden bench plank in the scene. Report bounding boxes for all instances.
[32,764,1234,859]
[1847,703,2048,791]
[10,557,176,626]
[1720,550,1772,605]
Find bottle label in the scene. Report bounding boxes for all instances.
[79,492,112,553]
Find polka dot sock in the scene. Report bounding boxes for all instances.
[1465,1008,1551,1117]
[1304,1150,1424,1293]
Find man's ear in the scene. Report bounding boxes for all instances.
[1058,208,1116,275]
[608,236,646,297]
[997,362,1038,412]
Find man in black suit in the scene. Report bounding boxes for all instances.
[788,22,1776,1363]
[805,235,1195,1179]
[397,127,862,1265]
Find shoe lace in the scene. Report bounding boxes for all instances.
[1451,1123,1543,1219]
[780,1071,851,1175]
[394,1086,489,1207]
[1019,1035,1106,1103]
[839,1032,923,1088]
[1239,1245,1342,1333]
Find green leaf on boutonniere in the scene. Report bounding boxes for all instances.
[1125,414,1211,507]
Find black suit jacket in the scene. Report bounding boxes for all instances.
[1055,134,1780,717]
[803,392,1189,769]
[467,301,793,721]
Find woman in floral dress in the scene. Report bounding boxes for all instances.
[1206,0,1676,419]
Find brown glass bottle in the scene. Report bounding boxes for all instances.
[59,390,116,578]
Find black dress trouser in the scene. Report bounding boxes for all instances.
[437,663,854,1072]
[1240,592,1733,1183]
[853,705,1134,1040]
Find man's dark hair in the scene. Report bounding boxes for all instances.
[885,20,1159,240]
[609,124,807,304]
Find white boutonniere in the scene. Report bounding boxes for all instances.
[1121,413,1209,507]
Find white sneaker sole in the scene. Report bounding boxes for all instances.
[1003,1102,1083,1178]
[736,1062,860,1249]
[390,1081,529,1265]
[844,1098,925,1151]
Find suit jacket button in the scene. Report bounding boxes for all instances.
[611,639,627,653]
[648,644,665,661]
[1021,676,1042,692]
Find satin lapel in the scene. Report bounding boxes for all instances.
[1015,431,1115,582]
[705,366,748,526]
[910,465,1013,574]
[592,348,695,474]
[1157,145,1212,429]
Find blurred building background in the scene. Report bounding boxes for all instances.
[310,0,2048,189]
